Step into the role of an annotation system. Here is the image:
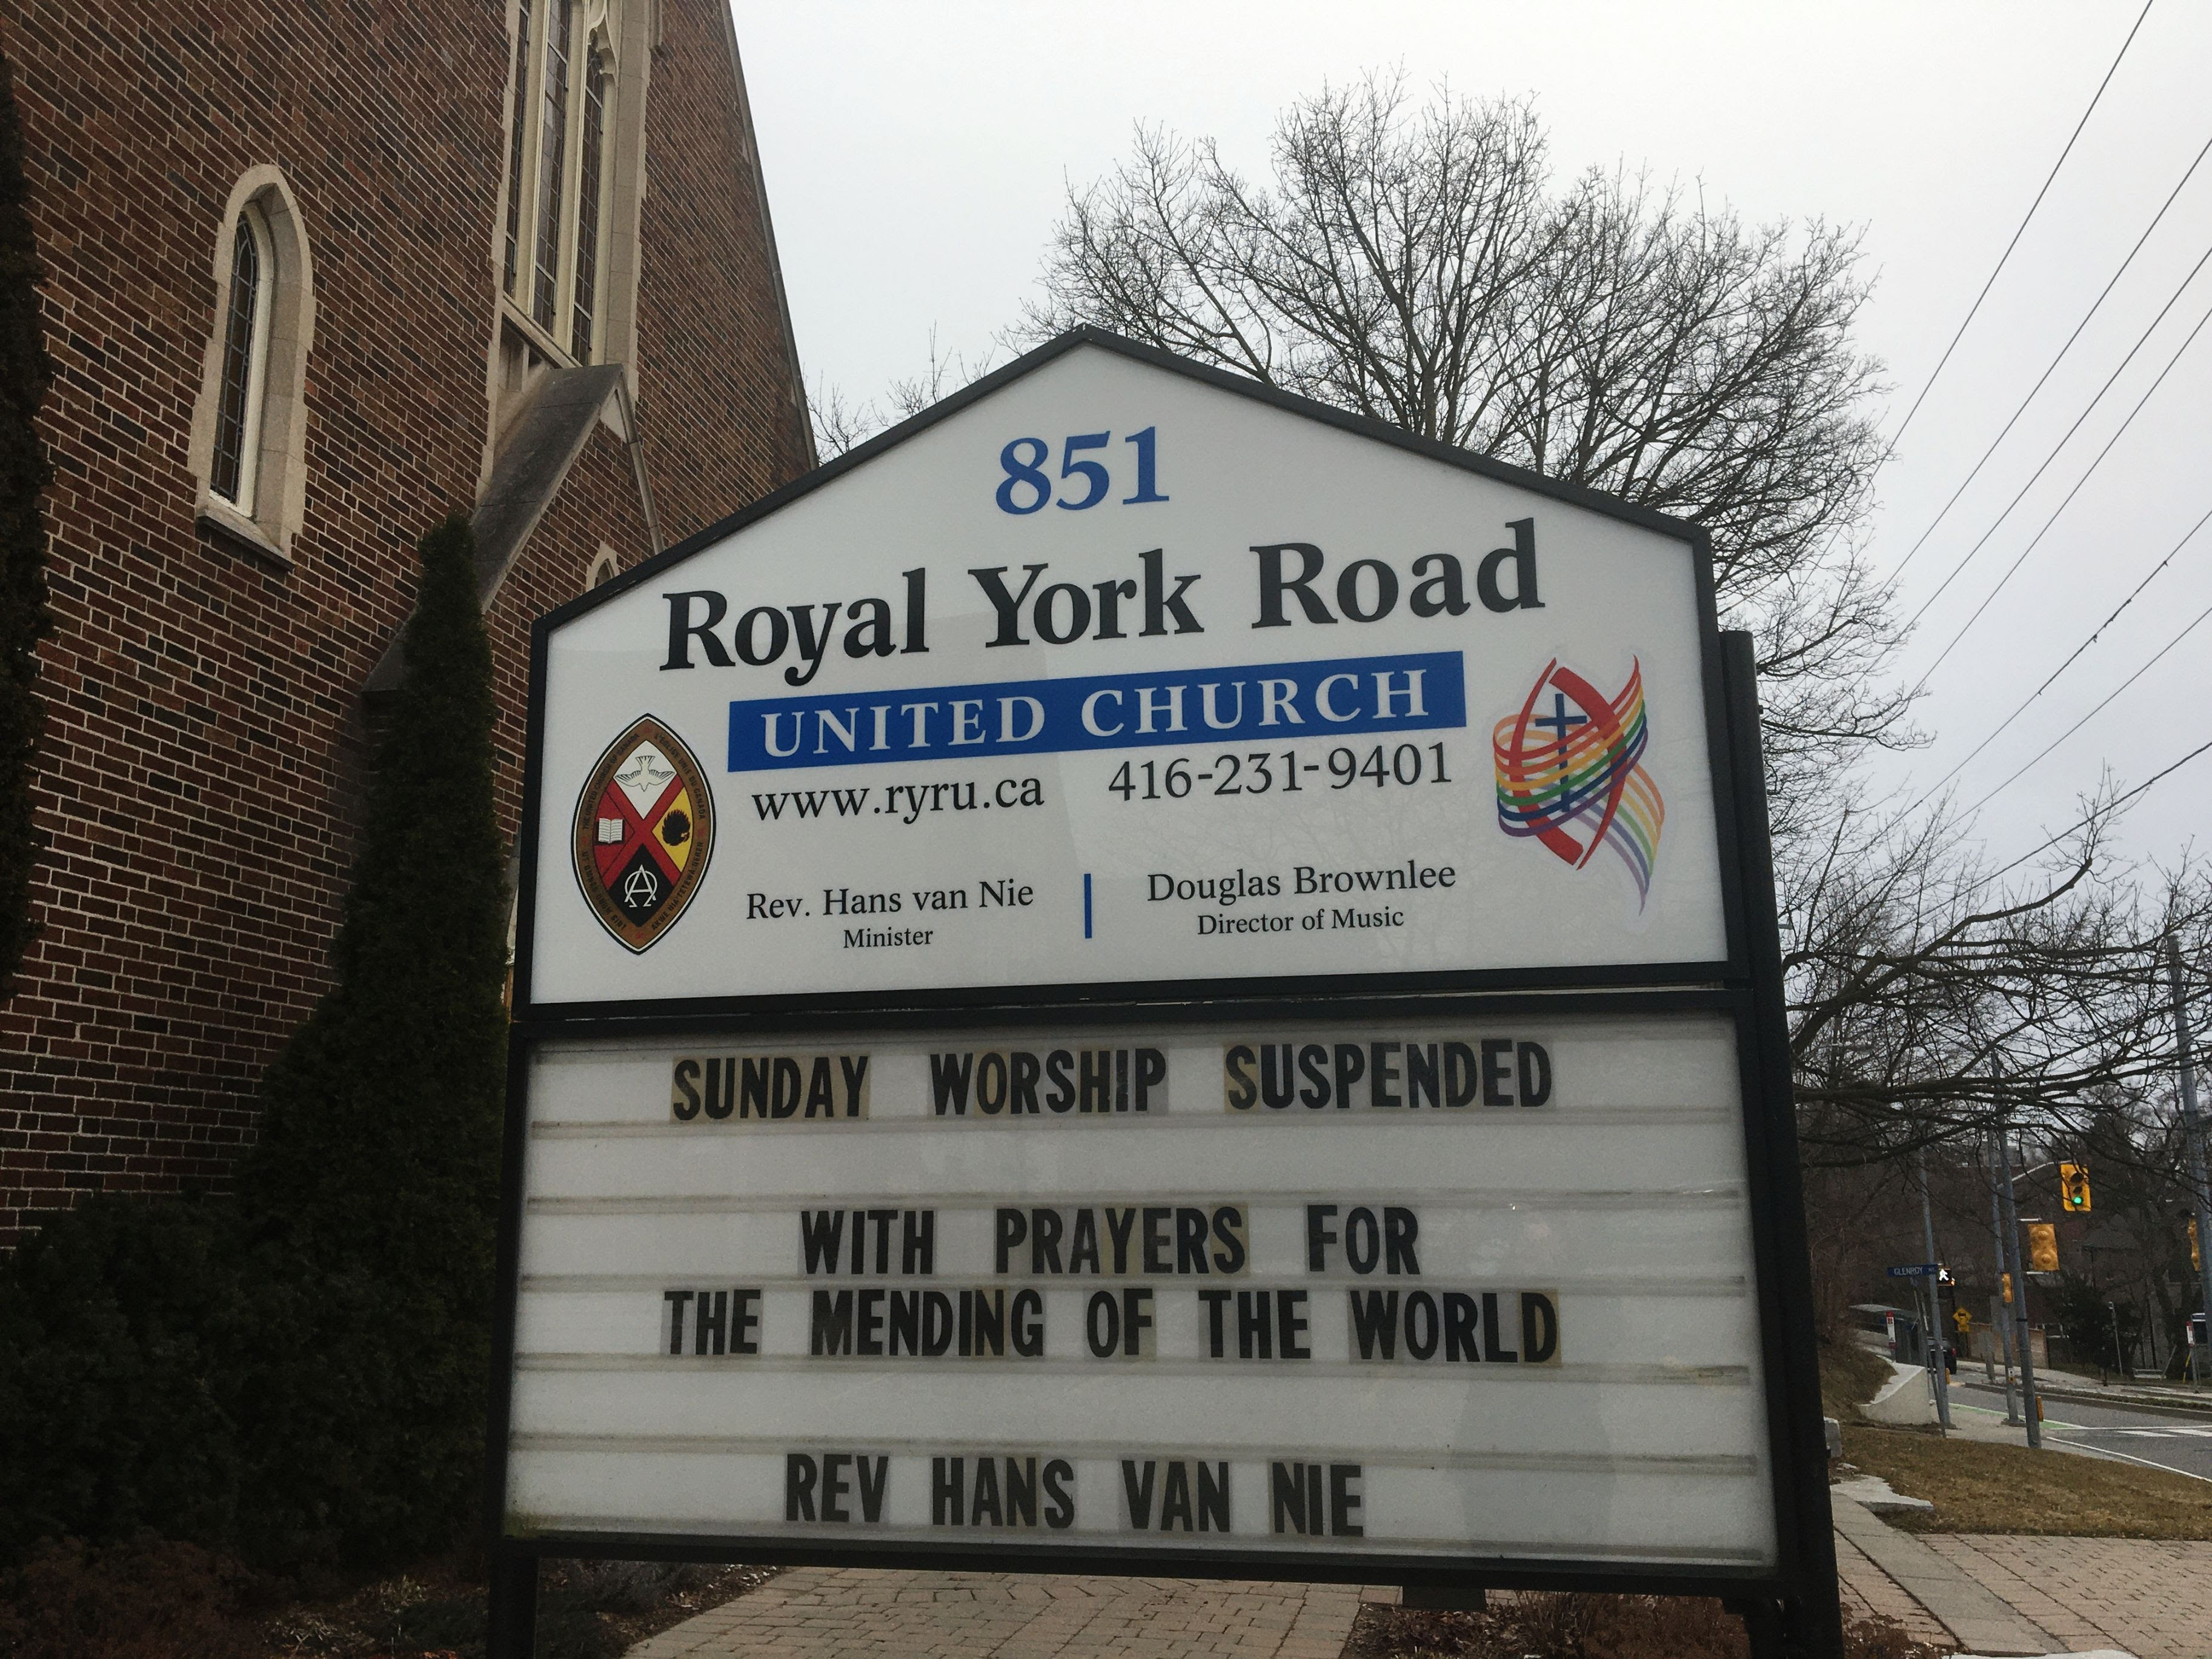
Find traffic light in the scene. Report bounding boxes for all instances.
[2028,1222,2059,1273]
[2001,1272,2012,1305]
[2059,1162,2091,1212]
[2193,1216,2201,1272]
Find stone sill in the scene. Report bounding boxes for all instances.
[194,500,293,571]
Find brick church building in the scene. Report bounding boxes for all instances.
[0,1,814,1246]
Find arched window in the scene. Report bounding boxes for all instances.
[191,170,315,564]
[570,42,609,361]
[588,545,619,589]
[495,0,637,390]
[209,205,273,510]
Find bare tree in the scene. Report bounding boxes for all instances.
[809,328,995,459]
[1015,74,2212,1288]
[1015,73,1903,813]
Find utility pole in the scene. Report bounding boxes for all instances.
[1987,1129,2018,1418]
[1998,1119,2042,1447]
[2166,940,2212,1387]
[1918,1146,1952,1430]
[2108,1299,2124,1378]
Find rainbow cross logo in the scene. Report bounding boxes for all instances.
[1492,658,1665,906]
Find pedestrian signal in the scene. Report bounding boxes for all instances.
[2059,1162,2091,1212]
[2028,1222,2058,1273]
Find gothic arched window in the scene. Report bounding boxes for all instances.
[499,1,629,376]
[209,205,273,510]
[192,170,316,564]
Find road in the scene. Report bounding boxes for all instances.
[1949,1377,2212,1481]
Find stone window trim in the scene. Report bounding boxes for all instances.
[491,0,648,388]
[188,167,316,568]
[588,543,620,589]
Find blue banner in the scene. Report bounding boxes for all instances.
[726,651,1466,773]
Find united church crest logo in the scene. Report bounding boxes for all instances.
[573,717,714,952]
[1492,659,1665,906]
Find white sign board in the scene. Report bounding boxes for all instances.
[499,334,1822,1611]
[525,339,1729,1009]
[505,1011,1773,1567]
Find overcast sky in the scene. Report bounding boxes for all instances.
[730,1,2212,883]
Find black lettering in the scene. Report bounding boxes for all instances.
[1483,1291,1518,1362]
[932,1457,963,1526]
[858,1455,888,1522]
[1476,517,1541,611]
[785,1453,818,1521]
[1225,1045,1258,1110]
[1444,1042,1478,1108]
[1332,1043,1364,1110]
[1142,1207,1172,1275]
[810,1289,853,1355]
[1121,1460,1157,1529]
[1043,1459,1075,1529]
[1329,1464,1364,1537]
[1251,542,1335,627]
[1211,1206,1246,1274]
[1031,1208,1064,1275]
[930,1052,974,1115]
[1404,1290,1439,1360]
[994,1208,1025,1274]
[1404,1043,1440,1109]
[1306,1204,1339,1272]
[821,1452,852,1523]
[1384,1207,1420,1275]
[1519,1041,1553,1108]
[1444,1291,1480,1361]
[1481,1037,1513,1106]
[663,590,732,669]
[1349,1289,1398,1359]
[1521,1291,1559,1363]
[1409,552,1470,617]
[1175,1207,1209,1274]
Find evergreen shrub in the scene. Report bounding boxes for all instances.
[0,516,510,1570]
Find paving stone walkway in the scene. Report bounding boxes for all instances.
[626,1568,1389,1659]
[1923,1535,2212,1659]
[628,1531,2212,1658]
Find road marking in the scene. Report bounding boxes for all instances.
[2042,1434,2212,1483]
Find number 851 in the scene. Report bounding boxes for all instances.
[996,428,1168,514]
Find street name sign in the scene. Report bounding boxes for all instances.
[1885,1264,1941,1279]
[491,331,1838,1655]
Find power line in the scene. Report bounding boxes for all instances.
[1961,590,2212,817]
[1876,0,2156,461]
[1902,238,2212,634]
[1968,733,2212,896]
[1889,128,2212,583]
[1907,503,2212,811]
[1910,289,2212,687]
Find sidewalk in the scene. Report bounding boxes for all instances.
[627,1517,2212,1659]
[626,1568,1389,1659]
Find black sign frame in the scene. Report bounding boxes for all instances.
[484,333,1840,1659]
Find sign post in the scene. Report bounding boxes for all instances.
[486,329,1840,1657]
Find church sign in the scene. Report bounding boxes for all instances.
[490,330,1839,1655]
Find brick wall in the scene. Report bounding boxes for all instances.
[633,4,814,543]
[0,1,810,1248]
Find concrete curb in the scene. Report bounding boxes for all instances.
[1829,1498,2058,1657]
